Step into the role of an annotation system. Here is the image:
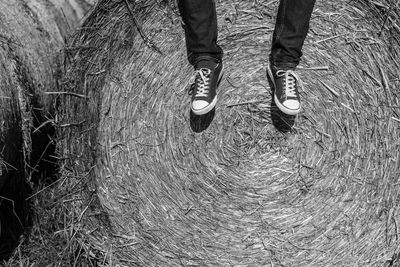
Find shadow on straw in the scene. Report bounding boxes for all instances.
[270,100,296,133]
[190,108,215,133]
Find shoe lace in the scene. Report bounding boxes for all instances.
[190,68,211,97]
[276,70,303,97]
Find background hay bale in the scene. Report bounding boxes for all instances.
[0,0,92,261]
[60,0,400,265]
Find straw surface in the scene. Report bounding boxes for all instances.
[61,0,400,265]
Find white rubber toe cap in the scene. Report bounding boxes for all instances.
[192,100,209,111]
[283,99,300,111]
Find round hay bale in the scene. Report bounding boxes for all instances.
[0,0,92,260]
[61,0,400,265]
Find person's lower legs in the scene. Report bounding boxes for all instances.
[178,0,224,115]
[268,0,316,115]
[178,0,223,65]
[270,0,316,67]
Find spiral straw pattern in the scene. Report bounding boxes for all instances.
[60,0,400,265]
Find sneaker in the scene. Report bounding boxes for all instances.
[267,64,302,115]
[190,59,224,115]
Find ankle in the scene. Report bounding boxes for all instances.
[193,56,220,69]
[196,59,218,70]
[271,62,297,72]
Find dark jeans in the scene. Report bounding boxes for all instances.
[178,0,316,67]
[178,0,223,65]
